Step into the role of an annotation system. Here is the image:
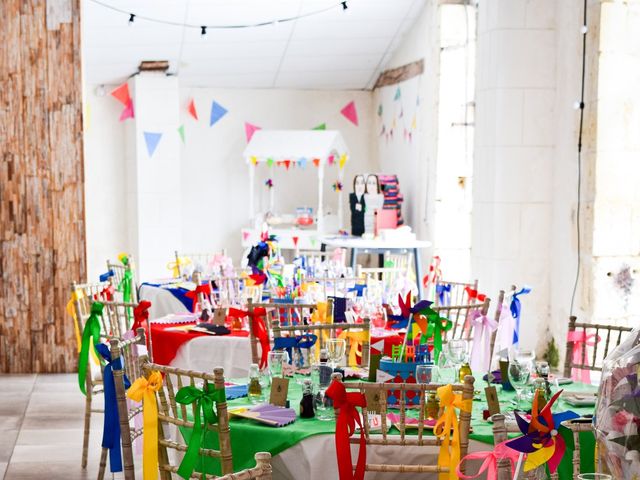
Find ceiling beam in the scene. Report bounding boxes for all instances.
[373,59,424,89]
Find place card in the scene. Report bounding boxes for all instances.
[485,386,500,416]
[270,377,289,407]
[212,308,227,326]
[365,389,382,413]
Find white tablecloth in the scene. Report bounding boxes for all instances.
[170,334,253,379]
[140,284,190,319]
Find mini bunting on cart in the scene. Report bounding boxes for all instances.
[177,125,185,144]
[340,101,358,126]
[209,100,228,126]
[312,158,320,167]
[266,157,274,167]
[298,157,307,168]
[313,123,326,130]
[328,154,335,165]
[339,154,347,169]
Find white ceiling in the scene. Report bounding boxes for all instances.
[82,0,426,89]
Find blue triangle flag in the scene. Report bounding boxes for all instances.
[143,132,162,157]
[210,101,228,126]
[394,87,401,100]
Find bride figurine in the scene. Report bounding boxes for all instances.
[364,174,383,238]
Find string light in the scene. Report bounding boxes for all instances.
[200,26,207,38]
[89,0,350,30]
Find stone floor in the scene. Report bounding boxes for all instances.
[0,373,123,480]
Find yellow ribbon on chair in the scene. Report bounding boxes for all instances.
[338,330,369,366]
[127,371,163,480]
[434,384,473,480]
[167,256,191,278]
[66,290,84,352]
[311,302,332,361]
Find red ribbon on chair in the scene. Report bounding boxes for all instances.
[567,330,600,383]
[131,300,152,332]
[95,284,115,301]
[325,380,367,480]
[228,307,270,368]
[464,287,486,303]
[185,284,212,312]
[423,255,442,289]
[455,440,521,480]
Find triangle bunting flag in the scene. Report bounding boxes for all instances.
[143,132,162,157]
[340,101,358,126]
[210,101,228,126]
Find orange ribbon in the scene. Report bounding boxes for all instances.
[435,384,473,480]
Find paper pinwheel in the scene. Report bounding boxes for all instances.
[506,390,579,473]
[332,181,343,192]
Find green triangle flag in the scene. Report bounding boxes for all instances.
[266,158,274,167]
[177,125,185,144]
[313,123,326,130]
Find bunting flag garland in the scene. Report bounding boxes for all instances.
[283,160,291,170]
[250,156,258,166]
[143,132,163,157]
[394,87,401,100]
[340,101,358,126]
[327,155,335,166]
[209,100,228,126]
[177,125,185,144]
[111,83,131,106]
[313,123,326,130]
[377,104,383,116]
[339,154,347,169]
[187,98,198,120]
[298,157,307,168]
[312,158,320,167]
[119,100,134,121]
[242,231,250,242]
[245,122,261,142]
[266,157,274,167]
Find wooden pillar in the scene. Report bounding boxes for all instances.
[0,0,86,372]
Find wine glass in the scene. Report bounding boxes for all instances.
[268,351,288,379]
[446,339,468,383]
[508,359,532,408]
[326,338,346,369]
[416,364,439,384]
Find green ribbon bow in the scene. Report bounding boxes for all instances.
[423,308,453,363]
[175,384,226,479]
[77,302,104,395]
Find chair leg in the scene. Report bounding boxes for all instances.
[97,447,108,480]
[82,376,92,468]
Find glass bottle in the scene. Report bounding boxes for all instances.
[299,379,315,418]
[459,362,472,383]
[248,363,263,404]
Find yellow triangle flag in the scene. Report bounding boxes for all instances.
[250,156,258,166]
[339,154,347,169]
[411,115,417,130]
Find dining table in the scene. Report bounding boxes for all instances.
[177,376,597,480]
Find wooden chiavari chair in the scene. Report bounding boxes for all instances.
[490,414,512,480]
[70,280,112,469]
[550,418,595,479]
[331,374,475,476]
[117,357,272,479]
[107,255,139,303]
[434,279,478,306]
[304,275,363,300]
[563,315,634,380]
[435,297,490,343]
[489,287,518,362]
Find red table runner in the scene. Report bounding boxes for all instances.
[150,321,250,366]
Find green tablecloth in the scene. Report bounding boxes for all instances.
[180,379,597,478]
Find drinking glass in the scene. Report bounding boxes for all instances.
[268,351,288,379]
[416,364,438,384]
[326,338,346,369]
[508,359,532,407]
[446,339,468,382]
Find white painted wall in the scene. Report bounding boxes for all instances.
[83,83,375,281]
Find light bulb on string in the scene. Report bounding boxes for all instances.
[201,26,207,38]
[128,13,135,25]
[341,1,348,10]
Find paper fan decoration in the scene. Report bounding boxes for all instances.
[230,404,296,427]
[506,390,579,473]
[332,181,343,192]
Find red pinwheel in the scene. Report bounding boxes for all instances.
[506,390,579,473]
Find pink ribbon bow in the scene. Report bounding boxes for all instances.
[567,330,600,383]
[455,440,521,480]
[469,310,498,373]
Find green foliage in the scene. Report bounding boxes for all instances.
[543,336,560,369]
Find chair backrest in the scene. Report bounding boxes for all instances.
[434,279,478,307]
[337,375,475,475]
[304,276,363,300]
[100,301,146,380]
[107,256,139,303]
[246,299,319,365]
[112,352,272,480]
[563,315,634,377]
[435,298,490,342]
[552,418,594,480]
[71,281,113,334]
[490,414,513,480]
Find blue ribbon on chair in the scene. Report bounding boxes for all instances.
[329,296,347,323]
[96,343,130,473]
[273,334,318,366]
[435,283,452,306]
[348,283,366,297]
[99,270,115,282]
[510,286,532,344]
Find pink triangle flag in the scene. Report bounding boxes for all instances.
[340,101,358,126]
[110,83,131,106]
[242,231,250,242]
[187,99,198,121]
[119,100,134,121]
[245,122,261,142]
